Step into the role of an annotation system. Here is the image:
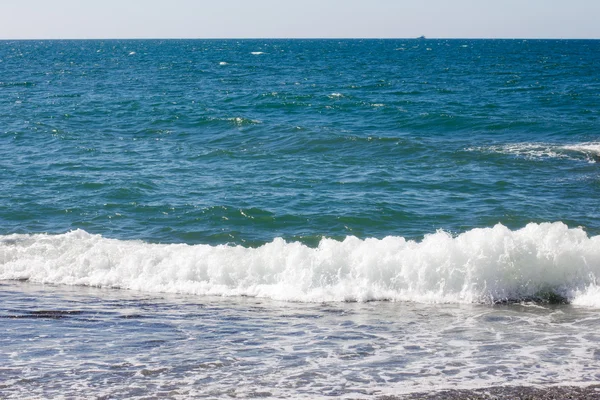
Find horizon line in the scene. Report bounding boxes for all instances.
[1,36,600,41]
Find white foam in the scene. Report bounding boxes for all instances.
[251,51,265,55]
[571,284,600,307]
[561,142,600,162]
[465,143,565,159]
[2,222,600,305]
[562,143,600,153]
[467,142,600,163]
[219,61,228,65]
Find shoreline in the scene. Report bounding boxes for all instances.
[379,384,600,399]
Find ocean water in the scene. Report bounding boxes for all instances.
[1,39,600,398]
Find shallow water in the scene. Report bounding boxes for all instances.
[2,282,600,399]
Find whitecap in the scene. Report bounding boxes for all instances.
[2,222,599,305]
[561,142,600,162]
[466,142,600,162]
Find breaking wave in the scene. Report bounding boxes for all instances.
[466,142,600,163]
[2,222,600,306]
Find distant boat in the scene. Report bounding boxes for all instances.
[417,35,426,39]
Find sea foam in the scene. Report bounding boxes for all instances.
[2,222,599,305]
[467,142,600,163]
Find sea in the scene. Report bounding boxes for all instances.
[1,39,600,399]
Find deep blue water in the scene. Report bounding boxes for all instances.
[2,39,599,245]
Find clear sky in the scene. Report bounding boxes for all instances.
[1,0,599,39]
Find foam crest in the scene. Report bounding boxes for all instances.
[466,142,600,163]
[2,222,600,305]
[562,142,600,162]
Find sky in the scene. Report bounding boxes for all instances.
[0,0,599,39]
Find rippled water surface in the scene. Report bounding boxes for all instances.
[2,39,600,244]
[2,39,600,398]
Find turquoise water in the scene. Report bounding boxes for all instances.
[2,39,599,245]
[2,40,600,398]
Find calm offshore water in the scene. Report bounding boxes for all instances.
[1,39,600,398]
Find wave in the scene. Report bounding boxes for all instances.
[2,222,600,306]
[562,143,600,160]
[466,142,600,163]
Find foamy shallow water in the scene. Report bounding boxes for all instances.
[2,282,600,399]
